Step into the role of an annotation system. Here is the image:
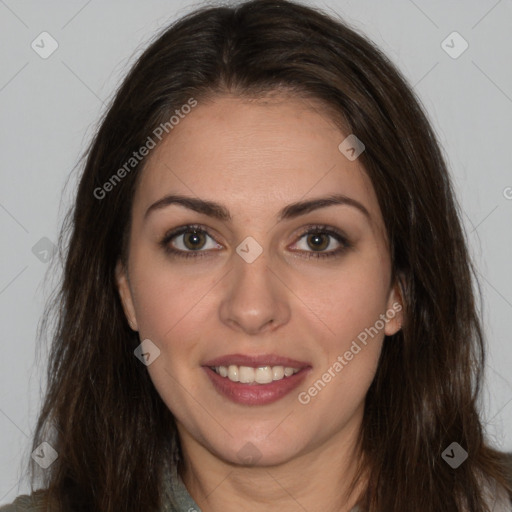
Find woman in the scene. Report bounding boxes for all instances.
[2,0,511,510]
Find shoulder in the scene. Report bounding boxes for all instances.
[482,452,512,511]
[0,491,49,511]
[502,452,512,508]
[504,451,512,487]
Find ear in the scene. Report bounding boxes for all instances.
[115,260,139,331]
[384,275,404,336]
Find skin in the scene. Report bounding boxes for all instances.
[116,94,403,512]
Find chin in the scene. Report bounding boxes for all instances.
[209,432,306,468]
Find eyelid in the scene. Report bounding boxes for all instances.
[160,223,221,258]
[159,223,351,259]
[291,224,349,244]
[288,224,351,259]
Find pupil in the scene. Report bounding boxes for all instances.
[185,231,204,250]
[309,234,327,251]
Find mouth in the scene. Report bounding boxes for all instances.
[209,364,301,384]
[202,354,312,406]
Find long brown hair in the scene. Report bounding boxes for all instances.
[26,0,511,510]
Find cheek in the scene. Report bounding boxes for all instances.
[298,278,386,424]
[300,258,390,350]
[296,255,390,404]
[130,261,212,413]
[129,251,217,342]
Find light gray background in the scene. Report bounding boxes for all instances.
[1,0,511,503]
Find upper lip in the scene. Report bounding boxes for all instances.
[202,353,311,369]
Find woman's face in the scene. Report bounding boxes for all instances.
[117,94,403,467]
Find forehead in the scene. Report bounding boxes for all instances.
[133,95,383,230]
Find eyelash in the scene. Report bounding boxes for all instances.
[159,224,351,260]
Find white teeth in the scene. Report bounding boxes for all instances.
[212,364,300,384]
[239,366,255,383]
[255,366,273,384]
[272,366,284,380]
[228,365,239,382]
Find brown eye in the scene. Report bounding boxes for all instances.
[160,224,222,259]
[182,230,207,250]
[290,225,351,260]
[306,233,330,252]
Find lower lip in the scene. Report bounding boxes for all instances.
[203,366,311,406]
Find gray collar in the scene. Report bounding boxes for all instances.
[160,462,362,512]
[162,462,203,512]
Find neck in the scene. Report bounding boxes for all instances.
[178,418,367,512]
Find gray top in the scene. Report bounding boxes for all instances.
[0,462,360,511]
[2,461,510,511]
[162,462,203,511]
[161,462,360,512]
[0,463,200,512]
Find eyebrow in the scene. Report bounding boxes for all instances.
[144,193,371,223]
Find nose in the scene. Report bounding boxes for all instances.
[218,247,291,335]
